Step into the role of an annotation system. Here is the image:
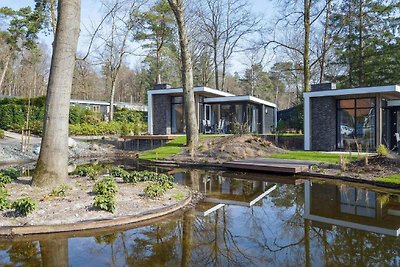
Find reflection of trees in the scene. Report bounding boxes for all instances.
[125,220,181,266]
[311,226,400,266]
[0,241,41,266]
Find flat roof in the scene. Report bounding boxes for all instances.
[304,85,400,98]
[204,95,277,108]
[147,86,234,98]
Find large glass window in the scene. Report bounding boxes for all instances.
[337,98,376,150]
[171,97,184,134]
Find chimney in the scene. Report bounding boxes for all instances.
[311,82,336,92]
[153,84,172,90]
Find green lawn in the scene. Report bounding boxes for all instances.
[375,174,400,185]
[139,134,228,161]
[266,151,360,164]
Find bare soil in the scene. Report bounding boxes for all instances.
[170,135,285,163]
[312,154,400,180]
[0,176,190,227]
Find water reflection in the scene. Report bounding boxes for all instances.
[0,168,399,266]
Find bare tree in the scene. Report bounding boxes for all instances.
[194,0,260,91]
[32,0,81,187]
[167,0,198,148]
[91,0,143,121]
[266,0,333,92]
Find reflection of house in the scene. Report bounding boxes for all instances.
[199,175,276,207]
[304,181,400,236]
[147,84,277,135]
[304,83,400,150]
[70,99,147,118]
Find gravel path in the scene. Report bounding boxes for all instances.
[0,131,114,164]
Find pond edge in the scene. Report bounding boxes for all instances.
[0,190,192,237]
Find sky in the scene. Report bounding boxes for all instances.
[1,0,276,74]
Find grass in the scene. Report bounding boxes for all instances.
[375,174,400,185]
[266,151,361,164]
[139,136,186,160]
[264,133,304,137]
[139,134,228,161]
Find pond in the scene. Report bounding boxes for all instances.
[1,163,400,266]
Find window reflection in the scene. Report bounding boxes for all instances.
[337,98,376,150]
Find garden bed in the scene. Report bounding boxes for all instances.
[0,168,193,232]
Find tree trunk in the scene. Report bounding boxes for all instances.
[32,0,81,188]
[50,0,57,34]
[319,0,331,83]
[358,0,365,86]
[213,39,219,90]
[156,42,162,84]
[0,54,11,93]
[40,239,69,267]
[303,0,311,92]
[168,0,199,148]
[109,77,117,121]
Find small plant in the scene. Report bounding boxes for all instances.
[51,184,72,197]
[75,166,98,179]
[0,168,19,180]
[144,182,166,198]
[0,129,4,139]
[94,177,118,196]
[109,166,130,179]
[376,144,389,157]
[0,187,11,210]
[0,173,14,184]
[12,198,39,216]
[93,177,118,213]
[94,194,116,212]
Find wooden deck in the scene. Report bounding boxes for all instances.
[223,158,317,174]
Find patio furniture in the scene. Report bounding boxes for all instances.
[217,119,225,134]
[203,120,212,134]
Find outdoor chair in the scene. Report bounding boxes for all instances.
[203,120,212,134]
[217,119,225,134]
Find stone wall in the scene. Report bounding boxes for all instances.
[311,97,337,151]
[152,95,171,135]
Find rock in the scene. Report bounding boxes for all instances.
[33,145,41,155]
[90,143,100,151]
[68,138,77,148]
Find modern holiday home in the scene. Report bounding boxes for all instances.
[304,83,400,151]
[147,84,277,135]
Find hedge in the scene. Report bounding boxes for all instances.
[0,97,147,136]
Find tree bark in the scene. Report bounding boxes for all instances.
[50,0,57,34]
[213,38,219,90]
[319,0,331,83]
[32,0,81,187]
[168,0,199,148]
[303,0,311,92]
[0,53,11,93]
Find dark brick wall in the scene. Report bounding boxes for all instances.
[311,97,336,150]
[152,95,171,135]
[311,83,336,92]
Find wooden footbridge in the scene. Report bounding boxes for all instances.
[223,158,317,174]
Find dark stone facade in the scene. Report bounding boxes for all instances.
[152,95,171,135]
[311,97,337,150]
[311,83,336,92]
